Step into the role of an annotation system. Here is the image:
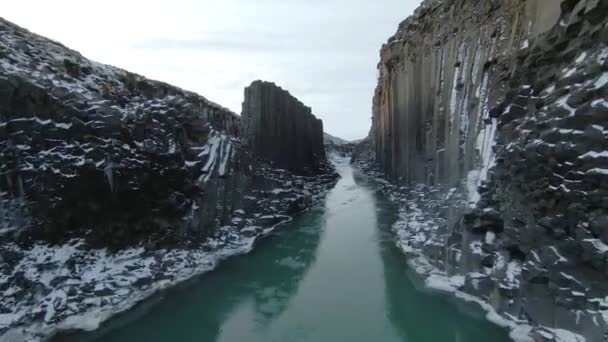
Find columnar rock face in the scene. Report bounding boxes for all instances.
[371,0,563,187]
[241,81,326,174]
[356,0,608,340]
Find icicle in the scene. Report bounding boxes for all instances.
[104,159,115,193]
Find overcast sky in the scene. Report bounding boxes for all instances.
[3,1,419,140]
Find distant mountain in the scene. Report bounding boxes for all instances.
[323,132,349,146]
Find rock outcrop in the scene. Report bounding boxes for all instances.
[0,18,338,340]
[354,0,608,340]
[241,81,326,175]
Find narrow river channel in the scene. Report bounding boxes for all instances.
[67,158,511,342]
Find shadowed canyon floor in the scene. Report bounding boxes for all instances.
[60,158,510,342]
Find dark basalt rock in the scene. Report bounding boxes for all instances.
[0,18,336,250]
[353,0,608,340]
[241,80,327,175]
[0,17,340,339]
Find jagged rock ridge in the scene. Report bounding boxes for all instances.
[354,0,608,340]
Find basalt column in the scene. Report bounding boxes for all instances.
[241,80,326,175]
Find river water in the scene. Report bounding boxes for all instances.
[68,158,510,342]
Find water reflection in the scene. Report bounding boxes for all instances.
[351,170,511,342]
[58,209,326,342]
[58,160,510,342]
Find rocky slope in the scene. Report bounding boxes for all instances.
[324,132,356,157]
[241,81,327,175]
[354,0,608,340]
[0,18,337,341]
[323,132,348,146]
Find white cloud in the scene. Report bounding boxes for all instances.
[2,0,419,140]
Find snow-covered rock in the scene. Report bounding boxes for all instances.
[0,17,340,341]
[353,0,608,341]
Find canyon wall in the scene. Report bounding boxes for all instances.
[0,18,339,339]
[357,0,608,340]
[0,17,247,248]
[371,0,562,188]
[0,18,335,250]
[241,80,326,175]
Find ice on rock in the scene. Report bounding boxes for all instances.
[579,151,608,159]
[575,52,587,63]
[586,168,608,176]
[563,67,577,78]
[555,95,577,116]
[593,72,608,89]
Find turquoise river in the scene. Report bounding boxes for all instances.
[64,159,511,342]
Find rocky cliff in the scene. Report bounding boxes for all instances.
[0,17,246,248]
[370,0,565,187]
[241,81,327,175]
[355,0,608,340]
[0,18,337,341]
